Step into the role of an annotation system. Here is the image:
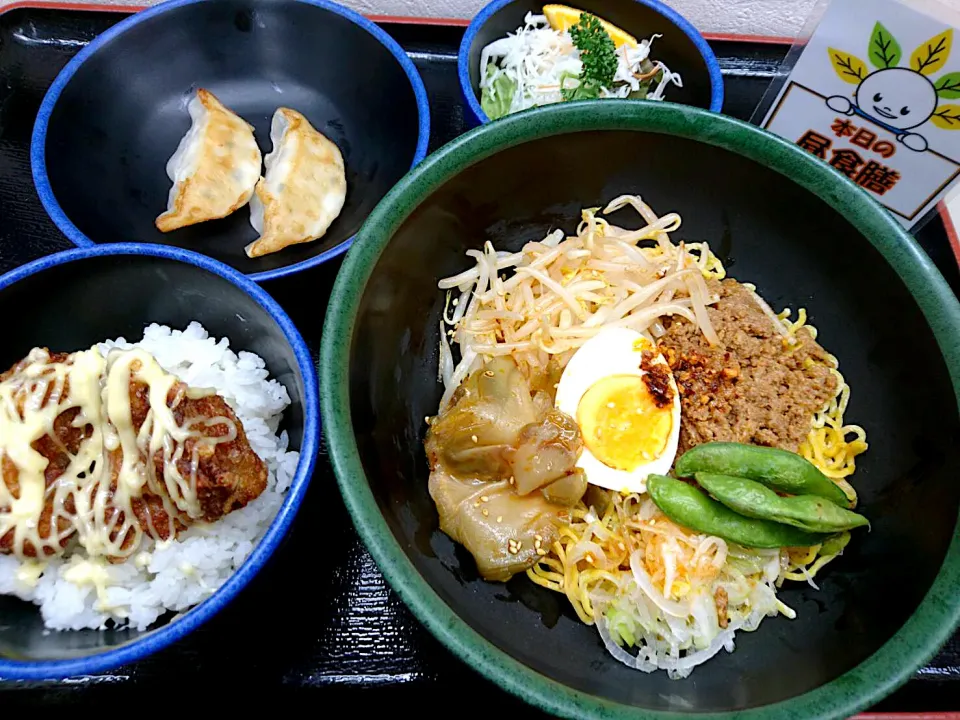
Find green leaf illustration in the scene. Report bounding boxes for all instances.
[935,71,960,98]
[869,22,901,68]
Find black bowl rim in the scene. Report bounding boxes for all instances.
[319,100,960,719]
[456,0,725,125]
[0,242,320,679]
[29,0,431,283]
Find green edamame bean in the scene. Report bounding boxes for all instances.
[675,442,849,507]
[695,473,869,533]
[646,475,827,549]
[819,530,851,556]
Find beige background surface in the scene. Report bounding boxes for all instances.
[0,0,818,37]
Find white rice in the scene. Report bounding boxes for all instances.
[0,322,300,631]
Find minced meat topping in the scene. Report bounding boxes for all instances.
[657,279,837,454]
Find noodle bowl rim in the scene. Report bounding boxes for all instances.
[320,99,960,720]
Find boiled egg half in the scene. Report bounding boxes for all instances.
[555,327,681,494]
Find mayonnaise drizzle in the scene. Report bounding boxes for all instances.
[0,346,237,561]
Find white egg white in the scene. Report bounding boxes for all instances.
[555,327,681,494]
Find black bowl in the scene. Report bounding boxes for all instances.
[320,101,960,718]
[457,0,724,125]
[0,243,319,679]
[31,0,430,282]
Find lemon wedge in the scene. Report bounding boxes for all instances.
[542,4,638,48]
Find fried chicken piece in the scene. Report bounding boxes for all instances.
[127,380,267,524]
[0,352,88,557]
[102,379,267,552]
[0,350,268,560]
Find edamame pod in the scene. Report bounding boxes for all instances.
[695,473,869,533]
[675,442,849,507]
[647,475,827,549]
[819,530,851,556]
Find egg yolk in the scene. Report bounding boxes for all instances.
[576,374,672,471]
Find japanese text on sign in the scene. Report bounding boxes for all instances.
[797,125,901,195]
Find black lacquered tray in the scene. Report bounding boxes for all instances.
[0,6,958,712]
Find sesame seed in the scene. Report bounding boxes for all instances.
[585,553,595,563]
[480,495,489,502]
[452,298,459,306]
[473,501,481,508]
[484,370,494,377]
[471,435,478,443]
[509,476,515,485]
[536,548,547,556]
[481,508,489,517]
[496,515,503,523]
[534,534,542,542]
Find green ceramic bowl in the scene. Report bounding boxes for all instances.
[320,101,960,719]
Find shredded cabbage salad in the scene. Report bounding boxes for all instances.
[479,12,683,119]
[540,492,808,679]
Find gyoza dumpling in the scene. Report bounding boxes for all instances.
[245,108,347,258]
[155,89,262,233]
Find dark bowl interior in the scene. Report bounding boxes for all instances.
[465,0,717,117]
[342,127,960,711]
[0,251,307,663]
[36,0,424,278]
